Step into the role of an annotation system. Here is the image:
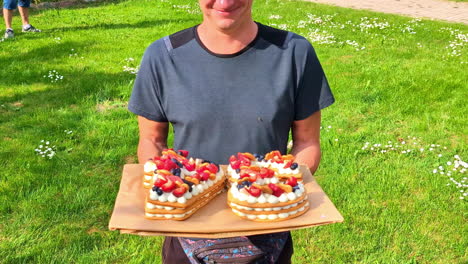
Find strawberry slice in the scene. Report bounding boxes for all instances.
[246,186,261,197]
[182,160,195,171]
[268,183,280,192]
[284,160,293,169]
[154,176,167,187]
[200,171,211,181]
[229,155,237,163]
[286,176,298,187]
[178,150,189,157]
[230,160,241,170]
[268,168,275,178]
[259,168,269,179]
[206,163,218,173]
[249,173,257,182]
[239,159,251,167]
[167,175,183,184]
[161,180,176,192]
[272,188,285,197]
[172,186,187,197]
[196,164,208,174]
[163,159,176,170]
[155,160,165,170]
[192,173,201,180]
[240,173,251,180]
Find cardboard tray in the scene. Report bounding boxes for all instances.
[109,164,343,238]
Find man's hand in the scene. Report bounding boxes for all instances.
[137,116,169,163]
[290,111,322,174]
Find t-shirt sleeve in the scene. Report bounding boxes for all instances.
[128,42,168,122]
[294,41,335,120]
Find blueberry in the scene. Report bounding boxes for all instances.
[171,168,181,176]
[202,159,212,164]
[177,150,183,156]
[259,155,264,160]
[171,158,183,168]
[290,163,298,170]
[235,168,240,173]
[253,153,259,158]
[237,184,243,190]
[292,185,300,191]
[244,181,252,187]
[152,186,164,195]
[156,188,164,195]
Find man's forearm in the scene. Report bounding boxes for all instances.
[137,138,167,164]
[290,143,321,174]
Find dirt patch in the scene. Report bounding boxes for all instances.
[124,155,137,164]
[96,100,127,113]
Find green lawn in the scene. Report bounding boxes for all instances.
[1,0,467,263]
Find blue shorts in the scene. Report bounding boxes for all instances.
[3,0,31,10]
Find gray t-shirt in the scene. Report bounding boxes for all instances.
[128,22,334,164]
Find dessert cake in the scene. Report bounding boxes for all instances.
[143,149,225,220]
[227,152,309,221]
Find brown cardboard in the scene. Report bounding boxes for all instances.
[109,165,343,238]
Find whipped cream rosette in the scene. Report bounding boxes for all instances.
[143,149,225,220]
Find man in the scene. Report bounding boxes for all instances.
[128,0,334,263]
[3,0,41,39]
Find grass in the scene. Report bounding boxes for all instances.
[1,0,467,263]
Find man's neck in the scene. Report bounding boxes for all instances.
[197,20,258,55]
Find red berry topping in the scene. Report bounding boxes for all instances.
[272,188,285,197]
[286,176,298,187]
[268,183,280,192]
[230,160,241,170]
[246,186,261,197]
[240,173,251,180]
[161,180,176,192]
[206,163,218,174]
[178,150,189,157]
[229,155,237,163]
[167,175,183,184]
[239,159,251,167]
[154,177,167,187]
[268,168,275,178]
[249,173,257,182]
[259,168,269,179]
[183,161,196,171]
[200,171,210,181]
[172,186,187,197]
[163,159,176,170]
[192,173,201,180]
[284,160,293,169]
[155,160,165,170]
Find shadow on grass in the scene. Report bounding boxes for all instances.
[47,18,199,33]
[0,40,92,86]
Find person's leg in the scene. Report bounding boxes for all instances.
[276,232,294,264]
[18,0,40,33]
[3,8,14,29]
[161,237,191,264]
[3,0,17,30]
[17,0,30,26]
[17,6,29,26]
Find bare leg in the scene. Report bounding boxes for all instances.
[18,6,29,26]
[3,8,13,29]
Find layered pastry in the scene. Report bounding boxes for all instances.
[143,149,225,220]
[227,152,308,221]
